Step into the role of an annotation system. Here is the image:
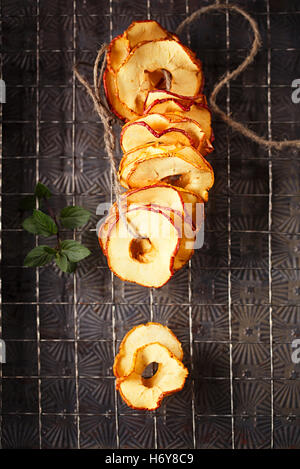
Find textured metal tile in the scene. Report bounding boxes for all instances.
[3,51,37,86]
[1,415,40,449]
[191,305,229,342]
[191,268,229,305]
[272,306,300,343]
[2,231,35,267]
[195,416,232,449]
[40,51,74,86]
[41,378,77,413]
[2,267,37,303]
[80,414,117,449]
[40,304,75,340]
[231,232,269,268]
[233,380,272,414]
[41,415,78,449]
[76,15,110,50]
[2,341,38,377]
[40,341,76,377]
[118,414,155,449]
[2,304,37,340]
[114,304,151,341]
[234,416,272,449]
[231,343,271,378]
[77,341,114,377]
[78,304,113,340]
[273,380,300,416]
[193,342,231,378]
[1,0,300,450]
[2,16,37,50]
[231,305,270,343]
[270,13,300,49]
[2,378,39,413]
[156,415,194,449]
[194,379,232,415]
[78,378,115,414]
[273,416,300,449]
[40,15,74,50]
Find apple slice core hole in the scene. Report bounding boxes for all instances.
[142,362,159,385]
[129,237,156,264]
[161,174,182,185]
[144,69,172,90]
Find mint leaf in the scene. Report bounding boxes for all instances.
[59,206,91,229]
[32,209,58,237]
[44,246,57,255]
[22,215,40,234]
[19,195,36,211]
[60,239,91,262]
[55,252,68,272]
[24,245,56,267]
[55,252,77,273]
[35,182,51,200]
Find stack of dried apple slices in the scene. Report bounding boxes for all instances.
[99,20,214,288]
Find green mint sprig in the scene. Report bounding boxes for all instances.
[21,182,91,273]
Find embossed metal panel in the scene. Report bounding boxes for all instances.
[1,0,300,450]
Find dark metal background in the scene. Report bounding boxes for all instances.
[1,0,300,449]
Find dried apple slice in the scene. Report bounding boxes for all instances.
[100,204,196,270]
[119,143,180,174]
[121,145,214,202]
[98,184,203,257]
[144,98,213,142]
[120,113,207,153]
[117,342,188,410]
[122,125,195,152]
[114,322,183,378]
[103,68,139,121]
[179,188,204,232]
[116,39,203,115]
[124,20,171,48]
[106,206,180,288]
[144,89,206,110]
[107,34,130,73]
[110,183,194,220]
[98,184,186,255]
[125,184,203,232]
[171,209,195,270]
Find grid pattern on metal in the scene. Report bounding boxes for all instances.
[1,0,300,449]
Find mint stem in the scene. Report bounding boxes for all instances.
[42,197,61,248]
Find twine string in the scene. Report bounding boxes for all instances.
[176,2,300,150]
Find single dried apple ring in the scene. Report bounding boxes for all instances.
[105,206,182,288]
[107,34,130,74]
[124,20,172,49]
[98,184,203,265]
[103,68,139,121]
[144,98,213,143]
[116,38,203,115]
[117,342,188,411]
[114,322,184,379]
[120,113,208,153]
[106,184,200,226]
[119,145,214,202]
[144,89,207,110]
